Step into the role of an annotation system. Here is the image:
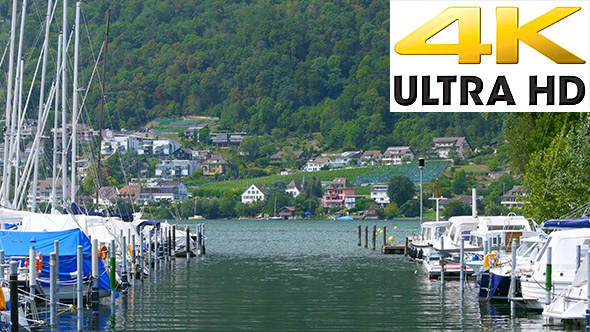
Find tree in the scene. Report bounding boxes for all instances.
[400,200,420,217]
[387,175,415,207]
[384,202,401,219]
[301,176,322,199]
[443,201,470,219]
[452,170,467,195]
[355,197,376,211]
[198,127,211,146]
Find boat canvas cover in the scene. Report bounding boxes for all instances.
[0,229,111,291]
[542,216,590,229]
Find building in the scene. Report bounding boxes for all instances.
[155,160,200,178]
[382,146,415,165]
[97,186,119,206]
[501,185,529,209]
[286,179,303,198]
[360,150,383,165]
[305,157,331,172]
[33,178,78,204]
[210,132,247,147]
[184,124,209,138]
[147,180,189,202]
[439,195,483,210]
[173,148,193,160]
[201,155,231,176]
[433,137,471,158]
[100,135,142,156]
[51,124,98,144]
[241,184,267,204]
[323,178,355,208]
[333,151,362,167]
[278,206,296,219]
[152,140,182,158]
[371,183,390,206]
[116,185,144,205]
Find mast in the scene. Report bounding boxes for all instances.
[96,10,110,207]
[52,33,62,210]
[13,58,23,207]
[71,1,80,203]
[33,0,53,212]
[1,0,18,206]
[62,0,68,206]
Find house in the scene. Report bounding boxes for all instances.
[305,157,331,172]
[210,132,247,147]
[155,160,200,178]
[96,186,118,206]
[278,206,296,219]
[192,150,213,162]
[323,178,355,208]
[173,148,193,160]
[152,140,182,158]
[100,135,142,156]
[286,179,303,198]
[501,185,529,209]
[33,178,78,204]
[333,151,362,167]
[270,151,287,162]
[293,151,305,160]
[184,124,208,138]
[382,146,415,165]
[439,195,483,210]
[371,183,390,207]
[433,137,471,158]
[201,155,231,176]
[116,185,144,205]
[360,150,383,165]
[241,184,267,204]
[147,180,189,202]
[51,124,98,144]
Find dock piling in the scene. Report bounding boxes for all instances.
[0,250,4,280]
[122,235,128,293]
[10,261,18,332]
[50,252,57,327]
[357,225,361,246]
[371,225,376,250]
[510,239,517,301]
[546,247,552,305]
[383,226,386,246]
[54,240,60,303]
[364,226,368,248]
[460,235,465,292]
[91,239,99,313]
[29,246,36,295]
[186,226,191,261]
[131,234,136,285]
[440,237,445,285]
[77,245,83,332]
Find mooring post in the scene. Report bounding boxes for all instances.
[510,239,517,302]
[91,239,99,313]
[29,246,37,295]
[131,234,136,286]
[371,225,376,250]
[10,261,18,332]
[172,225,176,256]
[404,237,409,256]
[546,247,552,305]
[122,235,128,293]
[202,223,206,255]
[139,232,144,278]
[186,226,191,261]
[364,226,368,248]
[110,240,116,292]
[197,224,202,256]
[148,231,153,275]
[155,227,160,270]
[577,245,581,272]
[383,226,387,246]
[440,237,445,285]
[50,252,57,327]
[77,245,83,332]
[167,228,171,260]
[357,225,361,246]
[460,234,465,293]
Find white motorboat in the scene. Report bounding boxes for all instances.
[543,254,590,322]
[407,221,449,260]
[432,216,480,253]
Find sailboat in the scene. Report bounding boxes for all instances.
[269,196,282,220]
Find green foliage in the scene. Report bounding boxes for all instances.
[452,170,467,195]
[384,202,401,219]
[354,197,376,211]
[387,175,415,207]
[443,201,471,219]
[400,200,420,218]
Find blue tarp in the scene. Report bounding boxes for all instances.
[0,229,111,292]
[542,216,590,229]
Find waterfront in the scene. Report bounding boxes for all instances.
[46,219,574,331]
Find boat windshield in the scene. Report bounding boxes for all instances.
[516,240,540,259]
[422,227,432,241]
[434,226,446,239]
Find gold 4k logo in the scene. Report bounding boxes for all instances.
[394,7,586,64]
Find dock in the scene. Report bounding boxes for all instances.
[382,243,406,255]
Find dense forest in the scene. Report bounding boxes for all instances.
[0,0,505,152]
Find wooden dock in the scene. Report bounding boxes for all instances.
[382,243,406,255]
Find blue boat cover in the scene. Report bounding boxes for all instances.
[542,216,590,229]
[66,203,133,222]
[0,229,111,292]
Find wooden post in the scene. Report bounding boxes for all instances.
[371,225,376,250]
[364,226,368,248]
[383,226,387,246]
[404,237,409,256]
[357,225,361,246]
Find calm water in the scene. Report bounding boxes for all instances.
[45,219,578,331]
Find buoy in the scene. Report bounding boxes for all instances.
[388,236,394,242]
[379,230,383,234]
[98,245,108,260]
[394,226,398,230]
[378,228,381,232]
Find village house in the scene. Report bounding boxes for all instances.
[370,183,390,207]
[360,150,383,165]
[278,206,296,219]
[323,178,355,208]
[333,151,362,167]
[201,155,231,176]
[184,124,209,139]
[33,178,78,204]
[305,157,331,172]
[433,137,471,158]
[173,148,193,160]
[155,160,200,178]
[210,132,247,147]
[286,179,303,198]
[241,184,267,204]
[501,185,529,209]
[382,146,415,165]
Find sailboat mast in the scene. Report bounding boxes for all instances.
[71,1,80,203]
[61,0,68,206]
[1,0,18,206]
[32,0,53,212]
[52,33,62,210]
[96,10,110,207]
[13,58,23,207]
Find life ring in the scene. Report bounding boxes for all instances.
[483,253,498,268]
[36,252,43,273]
[98,245,108,260]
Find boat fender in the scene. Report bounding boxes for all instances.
[483,253,497,268]
[36,252,43,273]
[417,249,423,260]
[99,245,108,260]
[129,244,133,258]
[0,287,5,311]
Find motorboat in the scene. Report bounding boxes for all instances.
[407,221,449,260]
[188,215,205,220]
[432,216,479,253]
[423,251,474,279]
[543,254,590,322]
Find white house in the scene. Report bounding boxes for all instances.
[100,135,142,156]
[241,184,267,204]
[155,160,200,178]
[433,137,471,158]
[382,146,414,165]
[360,151,383,165]
[371,183,390,206]
[286,179,303,198]
[305,157,331,172]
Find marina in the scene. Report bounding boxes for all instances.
[19,218,582,331]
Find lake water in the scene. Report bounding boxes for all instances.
[46,219,576,331]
